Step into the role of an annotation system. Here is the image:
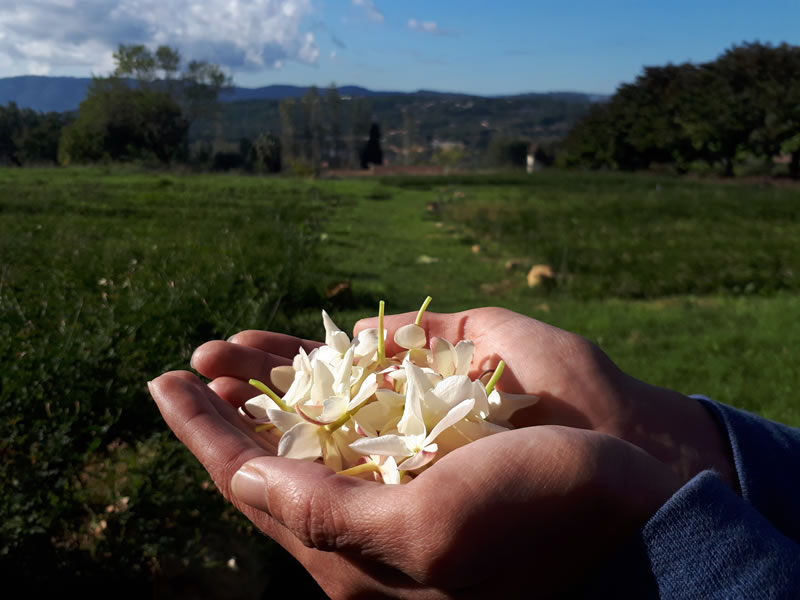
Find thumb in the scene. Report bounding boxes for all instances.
[231,456,412,558]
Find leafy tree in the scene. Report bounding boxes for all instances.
[59,44,231,165]
[0,102,72,165]
[351,99,372,168]
[302,86,322,168]
[563,42,800,177]
[59,78,188,164]
[326,83,343,167]
[360,122,383,168]
[488,137,529,169]
[254,132,282,173]
[279,99,296,166]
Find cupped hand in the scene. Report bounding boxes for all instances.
[353,307,737,489]
[149,370,679,599]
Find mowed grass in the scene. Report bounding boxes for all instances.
[316,172,799,426]
[1,166,798,592]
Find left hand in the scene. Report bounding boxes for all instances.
[149,362,679,598]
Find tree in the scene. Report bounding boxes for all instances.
[302,86,322,168]
[59,78,188,164]
[59,44,231,165]
[351,99,372,168]
[360,122,383,168]
[253,132,282,173]
[279,99,296,166]
[326,84,343,167]
[0,102,71,166]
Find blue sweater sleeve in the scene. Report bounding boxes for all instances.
[588,398,800,599]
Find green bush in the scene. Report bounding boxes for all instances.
[0,169,330,591]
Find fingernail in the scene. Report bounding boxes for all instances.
[189,352,197,370]
[226,335,237,343]
[146,380,154,396]
[231,465,268,511]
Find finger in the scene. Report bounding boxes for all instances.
[191,340,292,383]
[208,375,263,407]
[148,372,275,496]
[227,330,322,358]
[230,456,426,573]
[147,373,355,585]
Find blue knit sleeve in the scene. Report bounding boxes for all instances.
[642,398,800,598]
[587,398,800,599]
[692,395,800,542]
[639,470,800,599]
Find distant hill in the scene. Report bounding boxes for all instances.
[0,75,606,113]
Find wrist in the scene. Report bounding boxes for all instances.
[618,376,739,492]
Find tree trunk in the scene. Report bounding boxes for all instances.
[723,156,734,177]
[790,151,800,180]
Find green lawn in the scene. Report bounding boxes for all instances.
[1,166,797,594]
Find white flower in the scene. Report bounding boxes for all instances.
[238,297,531,484]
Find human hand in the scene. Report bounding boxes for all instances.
[352,307,738,490]
[148,370,680,598]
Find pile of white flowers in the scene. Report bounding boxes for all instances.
[239,298,537,484]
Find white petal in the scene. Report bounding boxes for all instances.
[311,358,335,405]
[333,346,355,396]
[430,337,455,378]
[244,394,283,419]
[432,375,475,410]
[352,400,401,437]
[378,456,402,484]
[322,309,352,354]
[354,327,379,358]
[322,436,343,471]
[470,380,491,419]
[350,434,414,457]
[454,340,475,375]
[488,390,540,428]
[398,443,438,471]
[397,361,428,437]
[424,398,475,447]
[347,373,378,411]
[270,365,296,394]
[406,347,432,368]
[267,407,304,432]
[278,422,323,460]
[375,388,406,408]
[394,323,427,350]
[319,395,349,423]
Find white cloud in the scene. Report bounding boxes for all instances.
[408,18,440,34]
[0,0,318,76]
[352,0,384,23]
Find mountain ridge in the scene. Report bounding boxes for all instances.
[0,75,607,113]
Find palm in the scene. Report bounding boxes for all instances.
[149,371,675,598]
[356,307,631,436]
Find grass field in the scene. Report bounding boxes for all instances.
[1,167,798,594]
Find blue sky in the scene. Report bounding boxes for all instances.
[1,0,798,95]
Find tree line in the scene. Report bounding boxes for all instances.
[562,42,800,178]
[1,43,384,173]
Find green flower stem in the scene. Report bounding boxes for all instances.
[415,296,433,326]
[338,462,381,477]
[484,360,506,395]
[248,378,292,412]
[324,412,351,433]
[377,300,386,366]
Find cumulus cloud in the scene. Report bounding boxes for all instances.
[407,18,440,34]
[352,0,384,23]
[0,0,318,76]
